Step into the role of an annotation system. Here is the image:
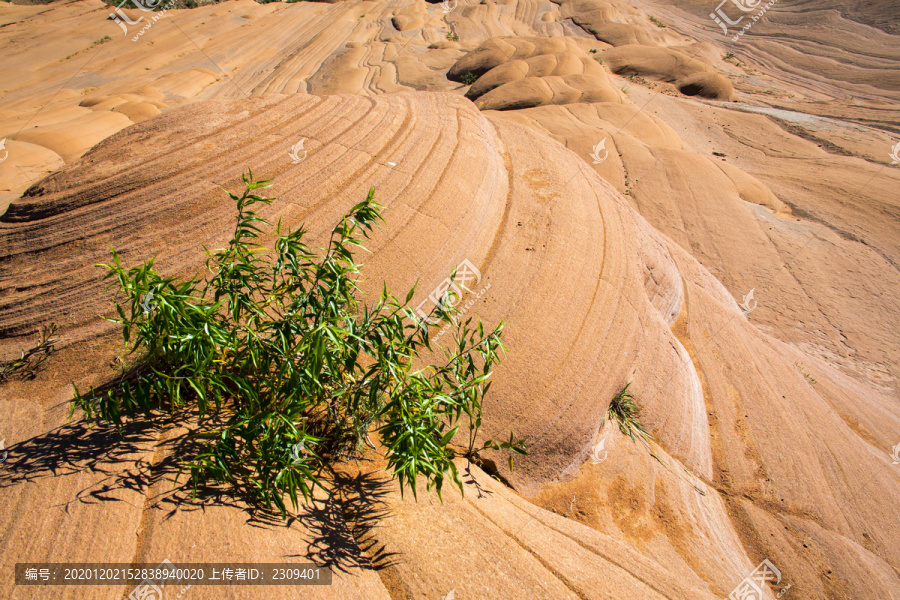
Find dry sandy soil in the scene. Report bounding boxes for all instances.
[0,0,898,598]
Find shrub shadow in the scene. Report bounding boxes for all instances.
[291,469,399,574]
[0,414,398,573]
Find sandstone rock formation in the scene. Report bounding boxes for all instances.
[1,0,899,599]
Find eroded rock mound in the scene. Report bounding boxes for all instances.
[452,36,733,108]
[466,51,607,99]
[554,0,683,46]
[451,37,624,109]
[448,36,586,81]
[602,44,734,100]
[473,74,622,110]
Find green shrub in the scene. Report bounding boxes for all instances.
[461,71,478,86]
[72,171,525,516]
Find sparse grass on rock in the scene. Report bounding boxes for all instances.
[0,324,58,383]
[606,382,652,448]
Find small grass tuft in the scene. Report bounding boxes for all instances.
[446,31,459,42]
[795,362,817,386]
[0,324,58,383]
[606,382,652,445]
[461,71,478,86]
[63,36,113,61]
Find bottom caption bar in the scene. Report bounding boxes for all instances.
[15,561,332,586]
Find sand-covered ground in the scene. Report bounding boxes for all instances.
[1,0,898,598]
